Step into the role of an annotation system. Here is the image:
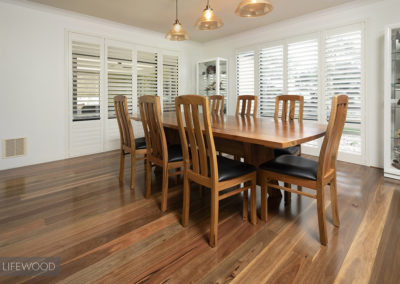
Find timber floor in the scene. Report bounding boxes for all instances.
[0,151,399,283]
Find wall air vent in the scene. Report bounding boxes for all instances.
[2,138,26,158]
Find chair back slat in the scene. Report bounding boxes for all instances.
[209,95,224,115]
[318,95,348,180]
[183,104,200,173]
[176,95,218,183]
[236,95,258,116]
[274,95,304,121]
[192,105,209,177]
[114,95,135,149]
[139,96,167,161]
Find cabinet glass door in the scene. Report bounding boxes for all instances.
[391,28,400,169]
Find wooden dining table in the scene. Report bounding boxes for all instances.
[131,113,326,196]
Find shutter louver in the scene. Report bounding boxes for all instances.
[137,51,158,107]
[259,46,284,117]
[72,41,101,121]
[325,30,362,154]
[107,46,133,118]
[236,51,255,96]
[288,39,319,121]
[163,55,179,112]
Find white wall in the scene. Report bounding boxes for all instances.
[202,0,400,168]
[0,0,203,170]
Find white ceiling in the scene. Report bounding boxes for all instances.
[27,0,368,42]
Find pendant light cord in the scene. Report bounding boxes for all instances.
[176,0,178,21]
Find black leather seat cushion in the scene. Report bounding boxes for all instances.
[168,144,184,162]
[274,145,300,157]
[214,156,256,182]
[259,155,318,181]
[135,137,146,150]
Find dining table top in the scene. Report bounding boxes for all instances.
[131,113,326,149]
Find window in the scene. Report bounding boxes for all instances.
[259,46,284,117]
[137,51,158,106]
[236,24,364,160]
[107,46,133,118]
[325,30,362,153]
[69,33,181,157]
[236,51,255,96]
[288,39,319,121]
[72,41,101,121]
[163,55,179,112]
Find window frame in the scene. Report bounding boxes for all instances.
[66,31,182,157]
[234,22,366,164]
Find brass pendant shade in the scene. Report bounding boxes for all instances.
[165,20,189,41]
[165,0,189,41]
[235,0,273,17]
[195,1,223,30]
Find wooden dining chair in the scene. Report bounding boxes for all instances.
[176,95,257,247]
[274,95,304,202]
[114,95,147,190]
[274,95,304,155]
[236,95,258,116]
[209,95,224,115]
[139,95,184,212]
[259,95,348,245]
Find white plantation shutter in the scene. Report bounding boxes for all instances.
[288,39,319,121]
[137,51,158,104]
[325,30,362,154]
[236,51,255,96]
[259,45,284,117]
[107,46,133,118]
[72,41,101,121]
[163,55,179,112]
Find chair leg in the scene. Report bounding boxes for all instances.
[284,183,291,205]
[161,166,169,212]
[119,150,125,183]
[182,174,190,227]
[297,149,302,192]
[260,172,268,221]
[209,187,219,248]
[261,175,268,222]
[330,177,340,227]
[130,153,135,190]
[242,187,248,221]
[316,186,328,245]
[175,167,180,184]
[250,176,257,225]
[145,159,152,198]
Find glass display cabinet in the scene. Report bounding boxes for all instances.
[197,58,228,113]
[385,24,400,179]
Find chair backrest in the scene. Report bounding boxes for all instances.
[114,95,135,150]
[209,95,224,115]
[139,96,168,162]
[175,95,218,184]
[274,95,304,121]
[318,95,348,180]
[236,95,258,116]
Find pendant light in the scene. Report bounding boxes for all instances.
[235,0,273,18]
[195,0,223,30]
[165,0,189,41]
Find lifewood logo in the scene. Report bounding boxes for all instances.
[0,257,60,276]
